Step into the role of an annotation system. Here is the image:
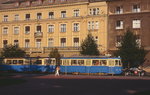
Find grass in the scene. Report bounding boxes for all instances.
[134,91,150,95]
[0,78,26,86]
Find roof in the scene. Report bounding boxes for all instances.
[0,0,108,10]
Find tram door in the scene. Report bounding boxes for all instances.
[86,59,91,66]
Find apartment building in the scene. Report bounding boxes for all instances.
[107,0,150,65]
[0,0,108,57]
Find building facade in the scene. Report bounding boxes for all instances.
[107,0,150,65]
[0,0,108,57]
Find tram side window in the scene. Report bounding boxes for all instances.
[78,60,84,66]
[13,60,17,64]
[100,60,107,66]
[18,60,23,64]
[45,59,50,65]
[25,60,30,65]
[71,60,77,65]
[36,60,42,65]
[63,60,69,65]
[50,60,56,65]
[92,60,99,66]
[6,60,12,64]
[109,60,114,66]
[44,59,55,65]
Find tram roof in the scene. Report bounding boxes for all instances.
[61,57,121,59]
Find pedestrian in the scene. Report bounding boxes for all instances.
[55,66,60,76]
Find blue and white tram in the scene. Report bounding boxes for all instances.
[60,57,123,74]
[0,57,123,74]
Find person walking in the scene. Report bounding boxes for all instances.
[55,66,60,76]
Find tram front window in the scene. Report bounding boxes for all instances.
[115,60,122,66]
[115,60,119,66]
[119,60,122,66]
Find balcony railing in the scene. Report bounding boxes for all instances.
[34,32,43,38]
[22,47,81,54]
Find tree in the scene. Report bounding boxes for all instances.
[49,48,61,66]
[115,29,147,68]
[1,45,26,58]
[80,33,100,56]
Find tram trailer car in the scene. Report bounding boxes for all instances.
[60,57,123,74]
[0,57,123,74]
[0,57,56,72]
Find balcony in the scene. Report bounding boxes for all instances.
[115,42,121,47]
[34,32,43,38]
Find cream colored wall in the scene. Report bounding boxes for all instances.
[0,1,108,56]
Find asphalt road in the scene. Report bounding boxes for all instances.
[0,74,150,95]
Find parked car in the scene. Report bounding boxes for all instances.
[123,67,146,76]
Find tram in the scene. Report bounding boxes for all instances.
[60,56,122,74]
[0,56,123,74]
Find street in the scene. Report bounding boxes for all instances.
[0,74,150,95]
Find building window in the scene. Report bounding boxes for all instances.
[95,36,98,44]
[36,39,41,48]
[89,8,99,15]
[48,38,54,47]
[48,25,54,33]
[95,21,99,29]
[14,14,19,21]
[73,23,79,32]
[116,20,123,29]
[88,22,91,30]
[25,26,30,34]
[73,38,79,47]
[60,38,66,47]
[15,2,20,7]
[91,21,94,30]
[116,35,123,47]
[3,40,8,47]
[116,6,123,14]
[61,0,65,2]
[14,40,19,47]
[88,21,99,30]
[36,25,41,32]
[3,15,8,22]
[49,0,53,3]
[26,1,31,6]
[132,4,140,12]
[3,27,8,34]
[38,0,42,5]
[136,35,141,47]
[25,14,30,20]
[132,19,141,29]
[37,13,42,19]
[14,27,19,34]
[49,12,54,19]
[60,24,66,32]
[74,9,79,17]
[25,39,30,48]
[61,11,66,18]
